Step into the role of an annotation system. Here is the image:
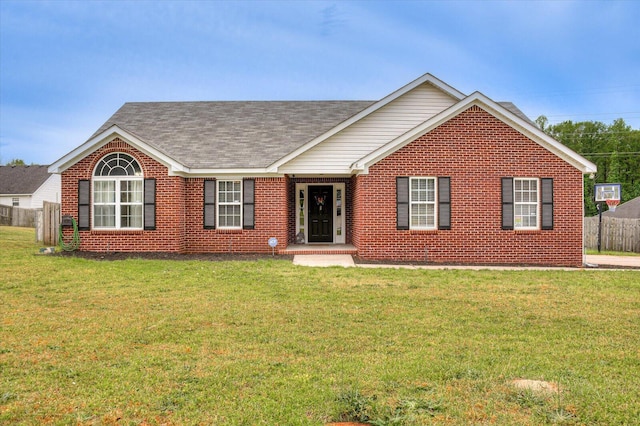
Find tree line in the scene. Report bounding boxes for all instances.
[537,117,640,216]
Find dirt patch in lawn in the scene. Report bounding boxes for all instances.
[326,423,369,426]
[511,379,561,394]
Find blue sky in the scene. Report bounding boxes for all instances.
[1,0,639,165]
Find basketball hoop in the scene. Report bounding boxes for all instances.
[606,199,619,212]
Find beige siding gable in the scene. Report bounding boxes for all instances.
[278,82,457,174]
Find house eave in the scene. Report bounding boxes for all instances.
[268,73,466,172]
[285,173,355,179]
[475,94,598,174]
[353,92,598,175]
[48,125,188,175]
[171,169,285,178]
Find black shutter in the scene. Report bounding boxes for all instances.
[397,177,409,230]
[203,179,216,229]
[502,177,514,230]
[438,177,451,230]
[541,178,553,230]
[78,179,90,230]
[143,178,156,230]
[243,179,255,229]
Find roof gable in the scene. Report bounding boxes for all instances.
[268,73,464,172]
[0,165,52,195]
[352,92,597,174]
[49,125,189,175]
[275,79,460,175]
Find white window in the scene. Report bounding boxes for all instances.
[410,177,437,229]
[514,178,539,229]
[217,180,242,228]
[93,153,143,229]
[12,198,19,207]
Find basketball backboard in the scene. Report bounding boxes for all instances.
[594,183,621,202]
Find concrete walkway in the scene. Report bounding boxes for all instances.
[585,255,640,268]
[292,254,640,269]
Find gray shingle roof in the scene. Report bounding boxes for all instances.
[88,98,534,170]
[92,101,375,169]
[603,196,640,219]
[0,165,51,195]
[498,102,536,126]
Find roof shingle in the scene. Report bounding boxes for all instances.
[0,165,52,195]
[92,101,375,169]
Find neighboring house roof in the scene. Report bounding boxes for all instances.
[49,73,597,176]
[0,165,51,195]
[602,196,640,219]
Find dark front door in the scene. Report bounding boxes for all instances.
[308,185,333,243]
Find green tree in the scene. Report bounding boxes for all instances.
[6,158,26,166]
[541,118,640,216]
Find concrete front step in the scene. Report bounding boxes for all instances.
[292,254,355,267]
[281,244,357,256]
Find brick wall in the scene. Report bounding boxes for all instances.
[184,177,288,253]
[61,139,289,253]
[61,139,186,252]
[353,106,585,266]
[61,106,585,265]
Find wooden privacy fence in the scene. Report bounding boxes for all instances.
[0,204,36,227]
[584,217,640,253]
[0,205,10,225]
[36,202,61,245]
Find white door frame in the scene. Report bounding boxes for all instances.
[295,182,345,244]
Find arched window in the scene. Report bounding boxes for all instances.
[93,153,144,229]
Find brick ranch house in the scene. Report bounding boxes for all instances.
[49,74,596,266]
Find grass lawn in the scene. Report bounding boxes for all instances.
[1,226,639,425]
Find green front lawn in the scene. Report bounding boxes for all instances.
[1,226,639,425]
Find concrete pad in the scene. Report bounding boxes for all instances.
[292,254,639,270]
[293,254,355,267]
[586,255,640,268]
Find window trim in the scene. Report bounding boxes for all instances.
[409,176,438,230]
[216,179,243,229]
[513,177,540,230]
[91,153,144,230]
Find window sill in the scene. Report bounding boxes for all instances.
[215,228,243,234]
[410,229,438,234]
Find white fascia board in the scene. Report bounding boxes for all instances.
[172,169,283,178]
[472,93,597,174]
[267,73,466,173]
[284,173,354,178]
[48,125,187,175]
[352,92,597,175]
